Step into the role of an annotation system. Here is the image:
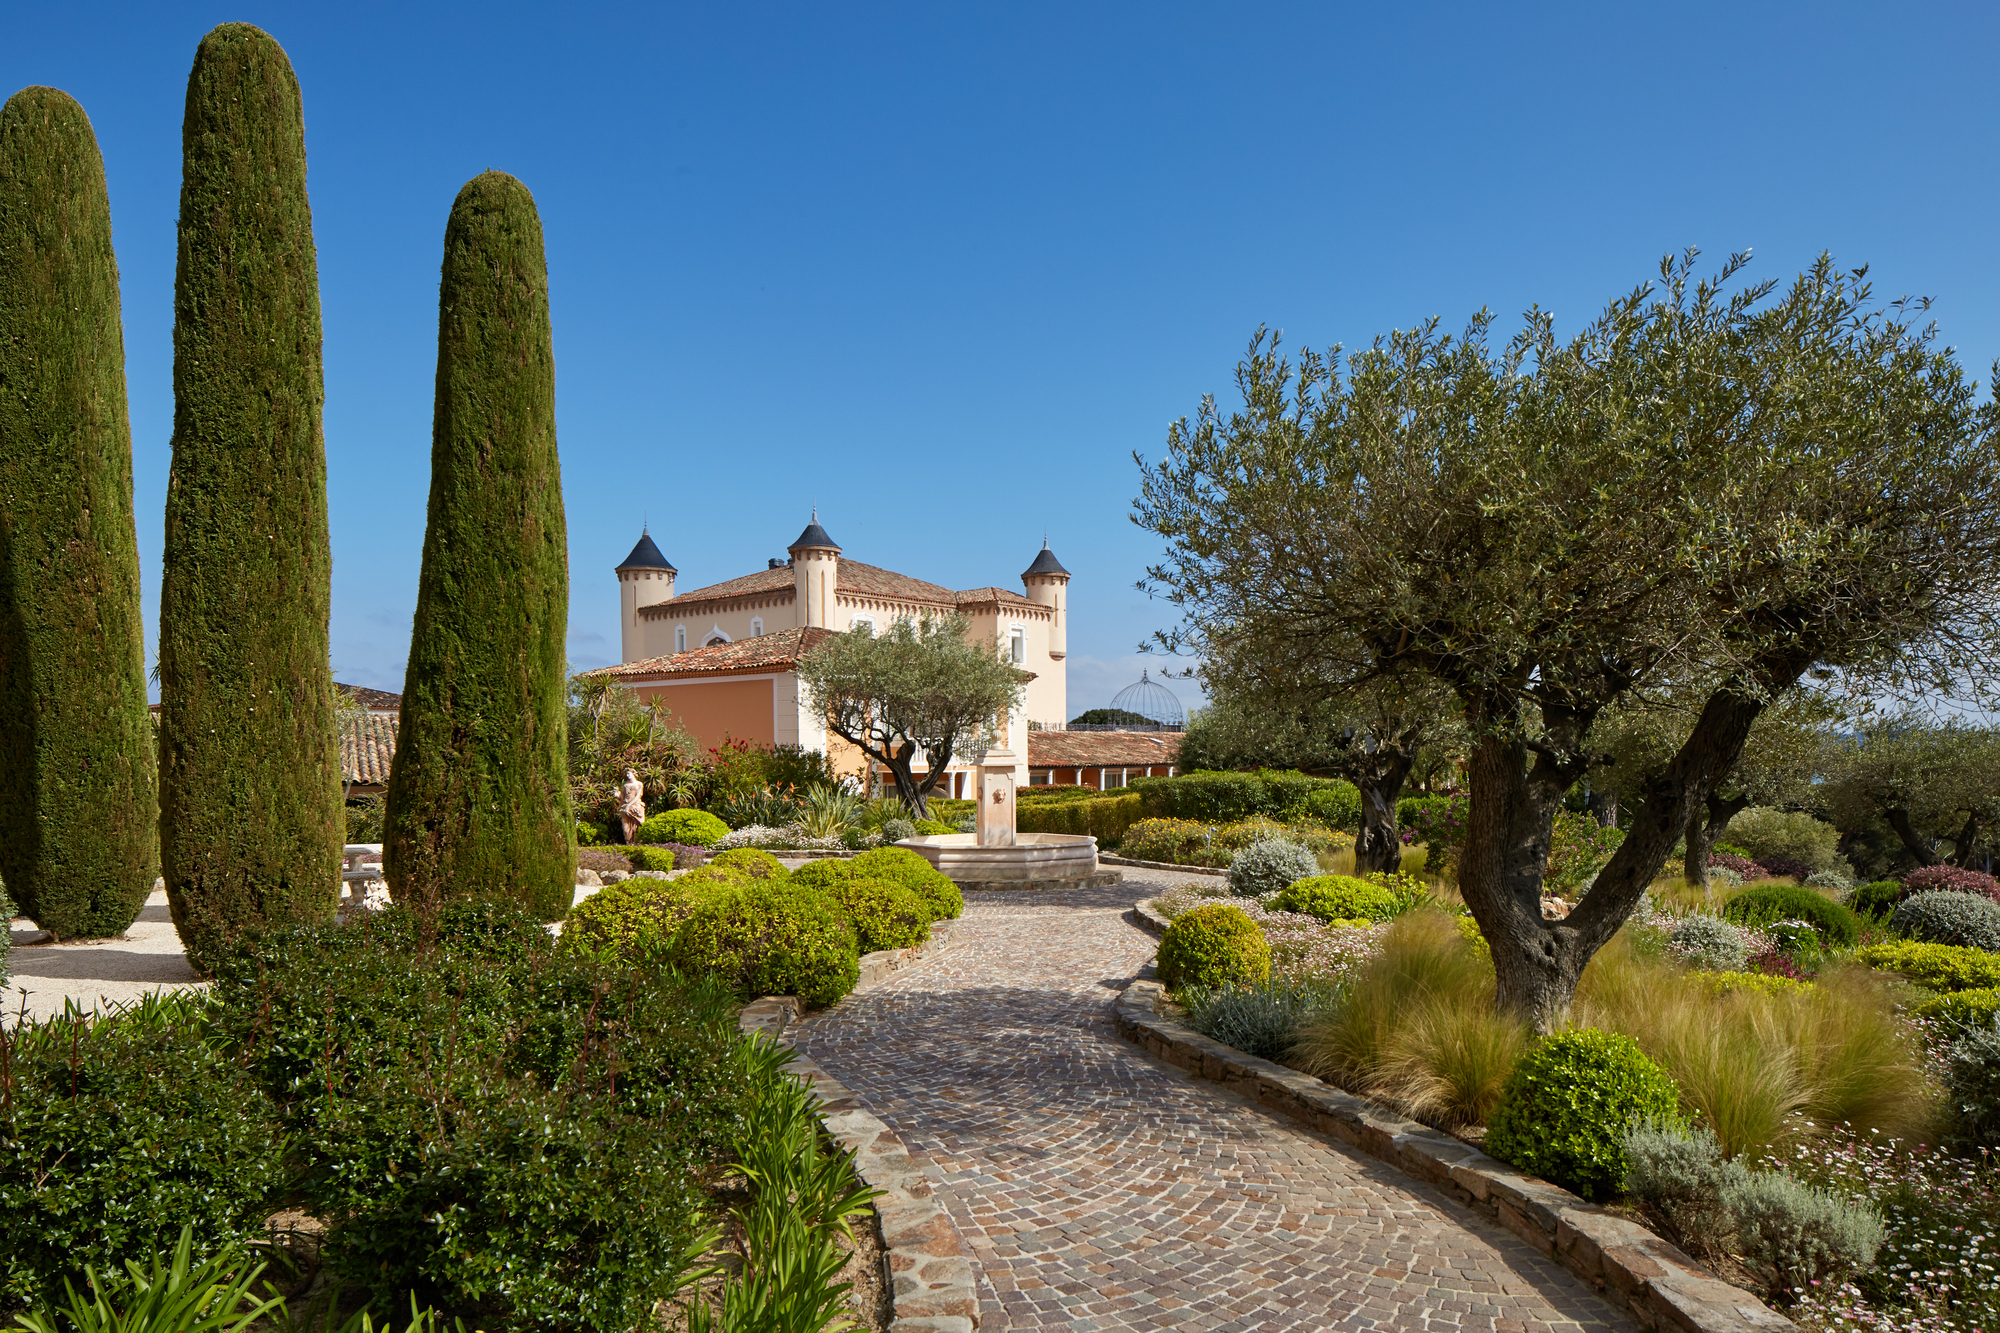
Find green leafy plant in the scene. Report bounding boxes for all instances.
[846,848,961,920]
[1116,818,1216,864]
[1268,875,1400,923]
[709,848,791,882]
[796,785,863,840]
[1855,939,2000,992]
[561,876,730,965]
[1485,1029,1682,1202]
[1155,903,1271,991]
[1918,987,2000,1029]
[1722,884,1862,948]
[1722,807,1847,876]
[638,808,731,847]
[12,1225,282,1333]
[670,884,860,1005]
[822,876,931,953]
[1847,880,1903,921]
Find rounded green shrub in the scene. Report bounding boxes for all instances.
[708,847,790,881]
[849,847,962,920]
[674,863,748,891]
[1849,880,1903,921]
[825,876,932,953]
[1227,838,1320,898]
[1722,884,1862,948]
[636,808,729,847]
[1119,817,1217,863]
[1301,782,1362,832]
[1269,874,1400,923]
[561,877,728,964]
[787,858,853,892]
[1917,988,2000,1029]
[1722,807,1845,875]
[912,819,955,836]
[1485,1029,1682,1202]
[1155,903,1271,991]
[669,884,860,1006]
[1891,890,2000,952]
[881,818,916,842]
[625,845,680,873]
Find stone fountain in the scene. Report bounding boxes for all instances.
[900,730,1121,891]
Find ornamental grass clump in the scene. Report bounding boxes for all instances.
[1293,911,1525,1129]
[1226,838,1319,898]
[1484,1029,1681,1202]
[1891,890,2000,951]
[1155,903,1271,991]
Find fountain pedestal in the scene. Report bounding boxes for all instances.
[900,733,1121,890]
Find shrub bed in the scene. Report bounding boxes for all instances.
[1855,939,2000,992]
[1899,864,2000,904]
[848,847,962,920]
[822,875,932,953]
[1129,769,1349,824]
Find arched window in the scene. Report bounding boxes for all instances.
[674,626,686,652]
[703,624,731,648]
[751,616,764,636]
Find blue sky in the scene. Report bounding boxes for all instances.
[7,2,1998,717]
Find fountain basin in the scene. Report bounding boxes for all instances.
[898,832,1123,892]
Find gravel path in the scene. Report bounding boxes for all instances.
[792,873,1632,1333]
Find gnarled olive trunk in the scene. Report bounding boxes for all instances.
[1884,806,1937,868]
[1682,789,1750,888]
[1352,746,1416,874]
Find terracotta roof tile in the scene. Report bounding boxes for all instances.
[643,558,992,618]
[588,626,841,679]
[955,586,1039,608]
[342,713,398,787]
[336,682,403,713]
[1027,730,1184,768]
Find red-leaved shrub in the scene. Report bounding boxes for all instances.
[1898,864,2000,904]
[1755,854,1811,882]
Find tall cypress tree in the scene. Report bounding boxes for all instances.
[384,172,574,920]
[0,87,156,939]
[159,25,341,973]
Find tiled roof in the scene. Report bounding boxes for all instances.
[342,713,398,787]
[642,559,964,616]
[1027,730,1183,769]
[954,586,1039,609]
[336,682,403,713]
[587,626,840,679]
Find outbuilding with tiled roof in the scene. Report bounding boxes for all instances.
[1027,729,1182,790]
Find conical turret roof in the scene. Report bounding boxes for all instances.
[1022,542,1069,578]
[617,531,676,573]
[789,511,840,552]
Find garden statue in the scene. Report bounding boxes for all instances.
[617,768,645,843]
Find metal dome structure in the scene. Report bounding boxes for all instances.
[1108,670,1186,730]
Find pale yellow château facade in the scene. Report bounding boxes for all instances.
[599,517,1070,793]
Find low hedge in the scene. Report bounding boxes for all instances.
[1129,769,1349,824]
[1856,940,2000,993]
[1016,792,1144,844]
[1722,884,1862,948]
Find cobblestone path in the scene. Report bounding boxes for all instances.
[792,875,1632,1333]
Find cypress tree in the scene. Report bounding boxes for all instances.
[383,172,574,919]
[0,87,156,938]
[158,25,341,974]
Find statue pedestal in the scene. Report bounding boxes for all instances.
[976,745,1017,848]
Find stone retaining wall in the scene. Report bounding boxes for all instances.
[738,925,979,1333]
[1117,903,1790,1333]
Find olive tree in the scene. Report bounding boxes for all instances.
[1136,253,2000,1028]
[1822,717,2000,869]
[796,615,1023,819]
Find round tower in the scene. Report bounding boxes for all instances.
[789,512,840,629]
[1021,541,1070,660]
[616,529,676,662]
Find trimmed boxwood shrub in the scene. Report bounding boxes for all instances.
[849,847,962,920]
[561,876,730,964]
[0,992,287,1313]
[636,808,729,847]
[1485,1029,1682,1202]
[1129,769,1346,823]
[1016,793,1144,844]
[1269,874,1400,923]
[787,858,852,892]
[708,848,789,881]
[1227,838,1320,898]
[824,876,932,953]
[1722,884,1862,948]
[1155,903,1271,991]
[670,884,860,1006]
[1891,891,2000,952]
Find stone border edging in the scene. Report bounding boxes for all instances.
[1101,853,1229,876]
[737,924,978,1333]
[1110,980,1790,1333]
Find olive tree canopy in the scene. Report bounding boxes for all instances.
[797,615,1024,818]
[1136,253,2000,1028]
